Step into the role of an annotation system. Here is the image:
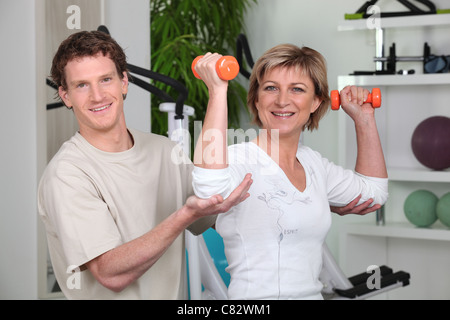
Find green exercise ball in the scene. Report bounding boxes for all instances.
[404,190,438,227]
[437,192,450,228]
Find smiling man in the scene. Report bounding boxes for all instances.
[38,31,252,299]
[60,53,130,150]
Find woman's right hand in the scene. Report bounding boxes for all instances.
[194,53,229,91]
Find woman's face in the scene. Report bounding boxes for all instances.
[255,66,322,138]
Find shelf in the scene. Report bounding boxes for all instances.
[338,13,450,31]
[342,222,450,241]
[337,15,450,299]
[388,167,450,183]
[338,74,450,87]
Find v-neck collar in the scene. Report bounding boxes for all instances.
[247,141,312,194]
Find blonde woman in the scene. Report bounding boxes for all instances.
[192,44,388,299]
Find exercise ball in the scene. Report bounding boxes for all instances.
[203,228,230,286]
[404,190,438,227]
[411,116,450,170]
[437,192,450,228]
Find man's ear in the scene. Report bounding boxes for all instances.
[122,72,129,95]
[58,86,72,109]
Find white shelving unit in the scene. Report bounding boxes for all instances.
[341,221,450,242]
[336,15,450,299]
[338,73,450,86]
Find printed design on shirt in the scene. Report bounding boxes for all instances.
[257,176,312,299]
[257,177,311,242]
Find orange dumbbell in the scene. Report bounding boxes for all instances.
[191,55,240,80]
[330,88,382,110]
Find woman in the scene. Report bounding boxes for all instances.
[192,44,388,299]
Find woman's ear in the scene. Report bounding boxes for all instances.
[311,96,322,113]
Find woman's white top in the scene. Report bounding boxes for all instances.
[193,142,388,300]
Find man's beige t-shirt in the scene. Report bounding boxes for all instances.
[38,129,212,299]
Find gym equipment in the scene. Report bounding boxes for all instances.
[236,33,255,79]
[372,42,449,75]
[403,189,438,227]
[202,228,230,287]
[321,244,410,299]
[344,0,448,20]
[437,192,450,228]
[411,116,450,170]
[330,88,381,110]
[344,1,450,75]
[352,42,450,75]
[191,55,240,81]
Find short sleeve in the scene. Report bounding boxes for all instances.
[39,161,122,268]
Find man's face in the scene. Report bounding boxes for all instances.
[58,53,129,136]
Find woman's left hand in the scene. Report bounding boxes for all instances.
[339,85,374,122]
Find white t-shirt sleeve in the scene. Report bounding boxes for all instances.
[192,166,234,199]
[192,144,251,200]
[321,155,388,207]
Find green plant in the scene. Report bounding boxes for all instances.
[150,0,256,149]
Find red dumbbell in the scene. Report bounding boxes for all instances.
[330,88,382,110]
[191,55,240,80]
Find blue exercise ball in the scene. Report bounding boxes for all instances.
[203,228,230,286]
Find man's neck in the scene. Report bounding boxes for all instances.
[80,126,134,152]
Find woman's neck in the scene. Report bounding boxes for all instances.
[254,129,301,168]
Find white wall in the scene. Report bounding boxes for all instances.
[0,0,45,299]
[105,0,151,132]
[0,0,150,299]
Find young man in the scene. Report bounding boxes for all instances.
[38,31,252,299]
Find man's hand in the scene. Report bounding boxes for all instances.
[330,194,381,216]
[186,173,252,219]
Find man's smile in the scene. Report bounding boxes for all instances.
[90,103,112,112]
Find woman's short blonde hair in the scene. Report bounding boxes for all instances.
[247,44,330,131]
